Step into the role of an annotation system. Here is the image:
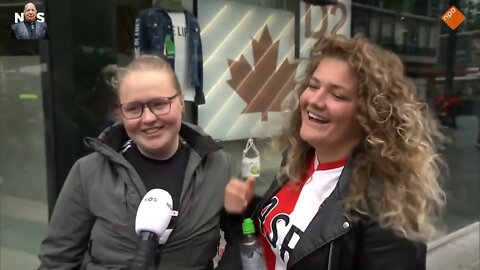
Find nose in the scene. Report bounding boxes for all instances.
[141,105,158,123]
[311,87,327,109]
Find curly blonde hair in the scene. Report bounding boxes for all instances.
[277,35,446,242]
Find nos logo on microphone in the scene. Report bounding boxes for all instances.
[14,12,46,23]
[143,197,173,210]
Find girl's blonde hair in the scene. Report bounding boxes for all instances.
[116,55,182,95]
[277,35,446,242]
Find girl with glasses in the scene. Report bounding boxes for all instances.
[39,55,235,269]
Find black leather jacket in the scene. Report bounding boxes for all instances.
[219,158,426,270]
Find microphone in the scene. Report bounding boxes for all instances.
[129,189,173,270]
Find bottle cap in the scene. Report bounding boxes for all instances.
[242,218,256,235]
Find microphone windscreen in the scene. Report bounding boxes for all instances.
[135,189,173,237]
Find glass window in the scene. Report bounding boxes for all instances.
[417,23,429,49]
[395,16,406,50]
[352,9,368,36]
[0,47,48,270]
[429,23,438,52]
[403,17,419,54]
[382,0,427,15]
[381,15,395,45]
[368,13,380,42]
[1,3,49,270]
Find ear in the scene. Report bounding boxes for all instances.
[178,94,185,113]
[179,94,185,106]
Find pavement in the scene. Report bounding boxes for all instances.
[439,116,480,233]
[427,223,480,270]
[425,116,480,270]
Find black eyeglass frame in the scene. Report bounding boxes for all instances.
[119,94,179,119]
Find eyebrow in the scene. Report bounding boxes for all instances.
[310,76,349,91]
[310,77,319,84]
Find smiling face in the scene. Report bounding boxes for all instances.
[299,57,363,161]
[118,69,184,160]
[24,3,37,23]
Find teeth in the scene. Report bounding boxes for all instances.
[308,112,320,120]
[308,112,328,122]
[143,127,160,134]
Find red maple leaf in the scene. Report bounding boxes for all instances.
[227,26,298,121]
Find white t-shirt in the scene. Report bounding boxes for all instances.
[259,156,345,269]
[168,12,195,102]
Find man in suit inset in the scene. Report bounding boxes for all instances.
[10,2,48,40]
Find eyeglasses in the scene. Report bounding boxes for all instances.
[120,94,178,119]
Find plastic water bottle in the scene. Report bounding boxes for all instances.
[240,218,266,270]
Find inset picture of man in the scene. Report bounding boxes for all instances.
[10,2,48,40]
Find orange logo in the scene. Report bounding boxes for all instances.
[441,6,465,30]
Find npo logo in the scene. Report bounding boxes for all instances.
[14,12,46,23]
[441,6,465,30]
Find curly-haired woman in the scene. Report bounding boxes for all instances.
[220,35,446,270]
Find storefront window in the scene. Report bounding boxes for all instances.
[380,15,395,45]
[395,16,406,49]
[368,12,380,42]
[0,54,49,270]
[0,2,49,268]
[352,8,368,36]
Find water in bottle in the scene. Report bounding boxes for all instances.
[240,218,266,270]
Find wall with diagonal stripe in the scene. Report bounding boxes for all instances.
[198,0,351,141]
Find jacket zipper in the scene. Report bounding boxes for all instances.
[123,182,129,220]
[327,241,334,270]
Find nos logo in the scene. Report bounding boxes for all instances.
[15,13,46,23]
[143,197,157,202]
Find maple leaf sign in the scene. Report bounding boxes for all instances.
[227,26,298,121]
